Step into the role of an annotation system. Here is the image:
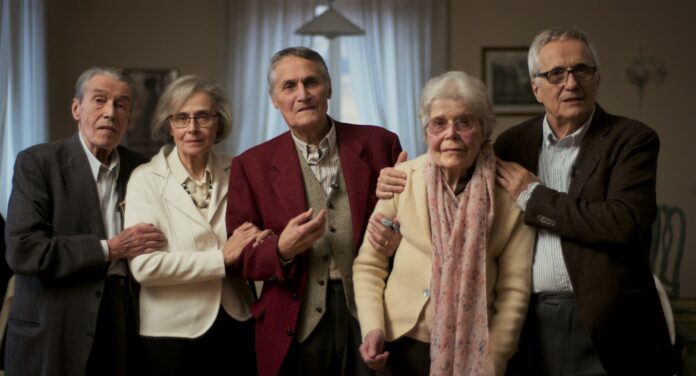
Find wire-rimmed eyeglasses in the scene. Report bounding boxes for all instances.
[426,116,480,136]
[169,112,218,128]
[533,64,597,85]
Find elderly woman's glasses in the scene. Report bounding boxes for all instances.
[426,116,479,136]
[533,64,597,85]
[169,112,218,128]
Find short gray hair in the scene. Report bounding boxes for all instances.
[267,47,331,94]
[418,71,496,140]
[151,75,232,144]
[528,26,600,79]
[74,67,137,104]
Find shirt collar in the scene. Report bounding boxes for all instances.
[78,131,120,181]
[166,146,214,184]
[291,118,337,165]
[542,106,595,147]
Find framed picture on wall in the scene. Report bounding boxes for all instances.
[123,68,179,157]
[482,47,544,115]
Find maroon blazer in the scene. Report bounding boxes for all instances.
[226,120,401,376]
[495,105,677,375]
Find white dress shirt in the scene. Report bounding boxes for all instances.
[78,132,125,276]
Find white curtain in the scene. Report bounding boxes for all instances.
[339,0,447,157]
[220,0,319,155]
[0,0,47,218]
[220,0,447,158]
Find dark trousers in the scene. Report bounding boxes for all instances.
[279,280,371,376]
[379,336,430,376]
[85,276,139,376]
[139,308,257,376]
[510,293,608,376]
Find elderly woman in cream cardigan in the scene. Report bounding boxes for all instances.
[353,71,534,376]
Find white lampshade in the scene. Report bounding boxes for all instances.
[295,6,364,39]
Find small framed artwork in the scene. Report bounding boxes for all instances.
[123,68,179,157]
[482,47,544,115]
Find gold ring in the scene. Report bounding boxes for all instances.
[384,240,389,248]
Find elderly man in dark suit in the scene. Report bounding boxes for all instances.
[493,27,677,375]
[4,67,166,376]
[226,47,402,376]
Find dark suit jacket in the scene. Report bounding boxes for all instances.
[495,105,677,375]
[4,134,147,376]
[226,120,401,376]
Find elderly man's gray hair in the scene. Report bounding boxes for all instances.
[267,47,331,94]
[527,26,600,79]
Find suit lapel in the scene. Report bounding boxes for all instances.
[568,106,609,198]
[523,120,544,175]
[335,123,372,246]
[63,134,106,238]
[272,133,308,218]
[207,154,230,223]
[155,150,211,229]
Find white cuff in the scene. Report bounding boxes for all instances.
[100,240,110,261]
[516,182,541,211]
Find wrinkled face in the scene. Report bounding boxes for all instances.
[532,39,599,129]
[71,74,132,158]
[168,91,218,159]
[426,99,483,173]
[270,56,331,133]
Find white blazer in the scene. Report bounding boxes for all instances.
[125,145,253,338]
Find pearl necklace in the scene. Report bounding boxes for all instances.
[181,176,212,209]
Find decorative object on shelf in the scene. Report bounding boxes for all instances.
[482,47,544,115]
[626,47,667,108]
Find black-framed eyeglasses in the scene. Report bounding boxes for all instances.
[533,64,597,85]
[169,112,218,128]
[426,116,479,136]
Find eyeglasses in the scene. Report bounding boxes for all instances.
[426,116,479,135]
[533,64,597,85]
[169,112,218,128]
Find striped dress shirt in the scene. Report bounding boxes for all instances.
[291,121,343,280]
[517,109,594,292]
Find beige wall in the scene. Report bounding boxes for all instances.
[46,0,226,140]
[449,0,696,296]
[45,0,695,295]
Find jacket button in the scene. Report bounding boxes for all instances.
[94,290,102,298]
[286,329,294,337]
[329,226,336,233]
[292,293,299,301]
[423,288,431,298]
[86,331,95,339]
[318,280,325,286]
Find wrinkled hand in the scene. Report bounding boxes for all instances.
[223,222,265,266]
[253,229,275,248]
[278,208,327,260]
[376,151,408,199]
[366,214,402,257]
[359,329,389,370]
[495,158,541,201]
[107,223,167,260]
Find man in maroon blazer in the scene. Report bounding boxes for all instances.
[494,27,677,375]
[226,47,401,376]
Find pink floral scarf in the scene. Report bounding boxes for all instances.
[425,142,496,376]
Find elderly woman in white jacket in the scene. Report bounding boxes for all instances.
[124,75,267,375]
[353,71,534,376]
